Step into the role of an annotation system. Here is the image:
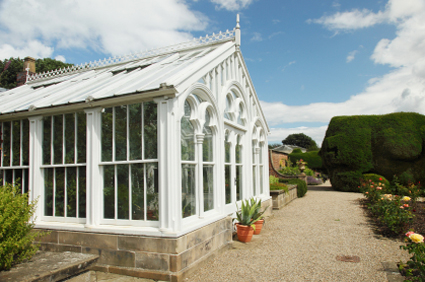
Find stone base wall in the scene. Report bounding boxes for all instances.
[261,198,273,217]
[270,185,297,210]
[34,217,233,282]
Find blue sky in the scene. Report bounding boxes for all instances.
[1,0,425,146]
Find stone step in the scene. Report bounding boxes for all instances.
[0,251,98,282]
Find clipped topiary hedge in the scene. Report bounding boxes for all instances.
[320,112,425,192]
[289,150,323,171]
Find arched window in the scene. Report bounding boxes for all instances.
[181,100,196,218]
[237,104,245,126]
[224,95,232,121]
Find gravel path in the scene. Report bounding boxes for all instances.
[186,184,410,282]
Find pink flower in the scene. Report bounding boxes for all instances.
[369,179,372,182]
[400,206,404,209]
[377,187,382,190]
[404,204,409,208]
[371,185,374,188]
[406,231,415,237]
[365,192,369,194]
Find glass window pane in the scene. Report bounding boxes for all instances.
[236,135,242,164]
[12,121,20,166]
[76,112,86,164]
[146,163,159,220]
[182,164,196,218]
[78,167,86,218]
[131,163,144,220]
[252,166,256,196]
[103,165,115,219]
[237,104,245,126]
[225,165,231,204]
[43,117,51,165]
[117,164,129,219]
[260,166,264,195]
[64,114,75,164]
[101,108,113,162]
[129,104,142,160]
[53,115,63,164]
[224,95,231,120]
[203,111,213,162]
[203,165,214,212]
[236,165,242,201]
[4,169,12,184]
[14,169,22,194]
[44,168,53,216]
[115,106,127,161]
[2,122,10,166]
[181,101,195,161]
[144,102,158,160]
[23,169,29,194]
[225,132,230,163]
[22,120,29,166]
[66,167,77,217]
[55,167,65,216]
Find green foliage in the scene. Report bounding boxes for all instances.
[269,175,280,185]
[278,166,300,176]
[0,183,47,271]
[320,112,425,192]
[400,232,425,281]
[282,133,318,151]
[279,178,308,198]
[235,198,264,229]
[0,57,73,89]
[270,183,289,193]
[289,150,323,171]
[304,167,314,176]
[268,143,281,149]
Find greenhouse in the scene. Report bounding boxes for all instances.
[0,17,270,280]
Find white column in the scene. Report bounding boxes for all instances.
[154,96,178,233]
[196,133,205,218]
[28,116,43,222]
[254,147,261,196]
[84,107,102,227]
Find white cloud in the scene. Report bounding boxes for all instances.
[282,60,296,71]
[346,50,357,63]
[268,126,329,146]
[0,41,53,59]
[272,0,425,145]
[308,9,386,30]
[272,19,280,24]
[250,32,263,42]
[268,31,284,40]
[0,0,208,58]
[54,55,66,62]
[211,0,253,11]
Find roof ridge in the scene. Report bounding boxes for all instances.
[27,28,236,83]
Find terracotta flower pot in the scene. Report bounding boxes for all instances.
[236,224,254,243]
[253,219,264,235]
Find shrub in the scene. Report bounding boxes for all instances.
[320,112,425,193]
[289,150,323,171]
[278,166,300,176]
[280,178,308,198]
[0,183,45,271]
[304,167,314,176]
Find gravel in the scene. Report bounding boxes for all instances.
[186,183,410,282]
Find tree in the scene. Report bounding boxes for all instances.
[282,133,318,151]
[268,143,281,149]
[0,57,73,89]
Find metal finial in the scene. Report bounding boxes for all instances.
[236,14,241,47]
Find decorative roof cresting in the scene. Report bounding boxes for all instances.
[27,28,236,83]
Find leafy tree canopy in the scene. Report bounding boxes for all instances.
[282,133,318,151]
[268,143,281,149]
[0,57,73,89]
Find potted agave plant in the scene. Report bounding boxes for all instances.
[235,198,265,242]
[248,197,267,235]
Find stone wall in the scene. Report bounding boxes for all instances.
[270,185,298,210]
[34,217,233,282]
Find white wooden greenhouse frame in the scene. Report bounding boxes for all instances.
[0,17,270,281]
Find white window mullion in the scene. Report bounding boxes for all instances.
[128,164,132,220]
[62,115,65,165]
[143,163,147,221]
[141,104,145,160]
[112,107,116,162]
[50,117,54,165]
[53,168,56,216]
[20,120,23,166]
[76,166,79,218]
[126,105,129,161]
[74,114,78,164]
[0,123,3,167]
[9,121,13,166]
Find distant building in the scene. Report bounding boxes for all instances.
[269,145,306,177]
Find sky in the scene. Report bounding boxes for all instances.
[1,0,425,146]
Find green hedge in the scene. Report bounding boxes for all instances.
[279,178,308,198]
[320,112,425,192]
[289,150,323,171]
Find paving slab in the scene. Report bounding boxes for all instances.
[0,251,98,282]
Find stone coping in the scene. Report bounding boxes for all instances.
[0,251,98,282]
